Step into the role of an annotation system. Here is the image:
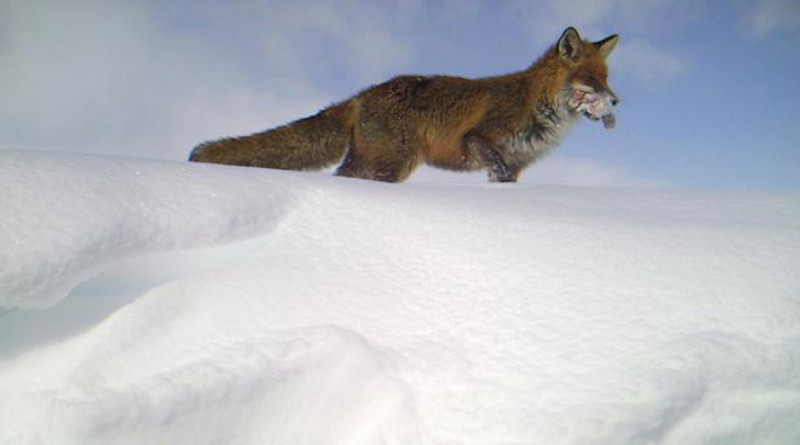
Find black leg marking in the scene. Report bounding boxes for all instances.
[465,133,514,182]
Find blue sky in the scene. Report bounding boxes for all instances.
[1,0,798,189]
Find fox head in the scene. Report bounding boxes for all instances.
[556,27,619,129]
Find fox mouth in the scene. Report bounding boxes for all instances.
[568,89,616,129]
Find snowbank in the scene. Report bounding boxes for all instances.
[1,149,799,444]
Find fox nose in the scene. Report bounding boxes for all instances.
[604,87,620,106]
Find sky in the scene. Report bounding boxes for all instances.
[1,0,799,190]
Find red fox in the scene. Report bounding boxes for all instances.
[190,27,619,182]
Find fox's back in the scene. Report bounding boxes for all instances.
[355,74,534,167]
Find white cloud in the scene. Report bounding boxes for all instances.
[252,0,413,83]
[745,0,800,39]
[0,1,414,160]
[510,0,610,45]
[613,40,686,83]
[510,0,681,44]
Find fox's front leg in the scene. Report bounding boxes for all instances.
[464,132,514,182]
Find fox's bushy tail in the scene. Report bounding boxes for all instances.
[189,101,354,171]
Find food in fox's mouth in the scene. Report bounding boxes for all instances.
[568,90,616,129]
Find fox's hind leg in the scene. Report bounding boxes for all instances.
[464,132,514,182]
[336,114,420,182]
[335,149,368,179]
[375,150,420,182]
[336,147,417,182]
[344,144,418,182]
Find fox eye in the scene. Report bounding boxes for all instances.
[582,74,606,90]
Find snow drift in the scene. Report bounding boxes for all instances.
[1,149,799,444]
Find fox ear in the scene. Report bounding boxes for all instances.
[557,27,583,61]
[594,34,619,59]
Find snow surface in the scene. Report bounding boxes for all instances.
[1,149,799,444]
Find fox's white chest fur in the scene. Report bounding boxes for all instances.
[501,100,577,167]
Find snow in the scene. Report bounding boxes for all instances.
[1,148,799,444]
